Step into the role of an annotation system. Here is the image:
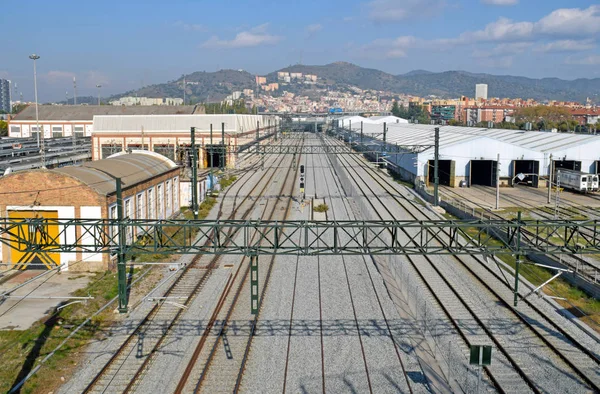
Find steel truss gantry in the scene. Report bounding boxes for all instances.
[2,217,598,311]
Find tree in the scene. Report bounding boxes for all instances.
[513,106,575,131]
[391,101,401,117]
[12,103,28,114]
[0,120,7,137]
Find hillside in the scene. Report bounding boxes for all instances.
[107,62,600,104]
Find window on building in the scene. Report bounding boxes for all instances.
[125,198,133,244]
[173,177,179,212]
[52,126,63,138]
[166,180,171,216]
[10,126,20,137]
[74,126,84,138]
[157,184,164,220]
[148,188,155,219]
[101,144,123,159]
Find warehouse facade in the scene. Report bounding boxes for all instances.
[91,114,280,167]
[8,105,202,139]
[340,123,600,188]
[0,150,181,272]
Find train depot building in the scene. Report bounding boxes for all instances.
[8,105,202,139]
[0,150,181,272]
[91,114,279,168]
[340,121,600,189]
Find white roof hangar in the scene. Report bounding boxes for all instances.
[93,114,279,135]
[345,123,600,185]
[368,115,409,124]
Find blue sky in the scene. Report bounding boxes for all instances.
[3,0,600,102]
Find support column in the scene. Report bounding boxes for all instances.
[360,121,363,145]
[513,211,522,307]
[191,127,198,219]
[209,124,213,192]
[495,153,500,210]
[116,177,128,313]
[250,253,259,314]
[548,154,553,204]
[434,127,440,207]
[383,122,387,153]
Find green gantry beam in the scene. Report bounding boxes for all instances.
[1,218,598,256]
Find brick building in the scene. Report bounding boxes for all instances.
[0,150,181,272]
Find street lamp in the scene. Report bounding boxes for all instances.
[29,54,41,148]
[29,53,45,168]
[96,84,102,105]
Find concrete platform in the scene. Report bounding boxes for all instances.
[440,185,600,210]
[0,270,92,330]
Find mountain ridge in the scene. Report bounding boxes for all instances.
[105,62,600,103]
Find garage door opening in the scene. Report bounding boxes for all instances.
[427,160,455,186]
[205,145,227,168]
[554,160,581,172]
[595,160,600,174]
[470,160,497,187]
[513,160,540,187]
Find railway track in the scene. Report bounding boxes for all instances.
[173,134,304,393]
[315,146,414,393]
[330,136,600,393]
[440,185,600,281]
[82,138,299,394]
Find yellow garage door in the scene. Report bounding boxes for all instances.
[8,210,60,269]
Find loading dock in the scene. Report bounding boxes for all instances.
[470,160,497,187]
[513,160,540,187]
[595,160,600,174]
[427,160,455,187]
[205,145,227,168]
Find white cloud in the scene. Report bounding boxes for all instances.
[481,0,518,5]
[536,39,596,53]
[0,71,9,79]
[358,36,419,58]
[472,42,532,58]
[305,24,322,34]
[174,21,207,32]
[536,5,600,37]
[367,0,445,22]
[201,24,282,49]
[44,70,76,83]
[460,17,534,43]
[565,55,600,65]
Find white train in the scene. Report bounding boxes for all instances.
[556,169,599,192]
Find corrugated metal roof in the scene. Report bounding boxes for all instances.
[93,114,279,134]
[54,150,178,195]
[12,105,200,121]
[354,123,600,154]
[368,115,409,124]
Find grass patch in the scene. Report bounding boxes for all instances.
[219,175,237,189]
[455,216,600,333]
[314,203,329,213]
[0,270,139,393]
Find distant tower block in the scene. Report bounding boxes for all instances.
[476,84,488,100]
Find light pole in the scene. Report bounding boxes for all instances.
[29,54,41,148]
[29,53,46,168]
[96,84,102,105]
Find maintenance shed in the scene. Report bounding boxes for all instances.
[92,114,279,167]
[0,150,181,272]
[340,123,600,188]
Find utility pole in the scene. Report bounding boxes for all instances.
[221,122,225,171]
[383,122,387,153]
[495,153,500,210]
[434,127,440,206]
[96,84,102,105]
[209,124,214,193]
[116,177,128,313]
[360,121,363,145]
[547,154,553,204]
[190,127,198,219]
[73,77,77,105]
[513,211,522,307]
